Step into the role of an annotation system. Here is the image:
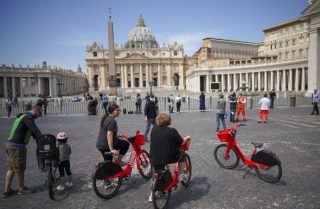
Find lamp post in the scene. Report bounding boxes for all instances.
[148,81,154,95]
[56,79,63,97]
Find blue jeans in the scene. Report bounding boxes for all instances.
[144,118,157,140]
[216,113,226,131]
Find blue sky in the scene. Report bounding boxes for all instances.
[0,0,309,73]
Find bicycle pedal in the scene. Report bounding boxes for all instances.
[173,185,178,191]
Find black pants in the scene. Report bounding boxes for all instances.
[152,151,186,174]
[176,102,181,113]
[99,138,130,161]
[311,102,319,114]
[103,102,108,113]
[58,160,72,177]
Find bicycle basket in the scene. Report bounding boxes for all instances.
[135,134,145,146]
[37,134,58,159]
[217,129,234,142]
[180,140,190,151]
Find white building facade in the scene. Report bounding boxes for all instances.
[86,15,186,92]
[0,62,87,97]
[186,1,320,95]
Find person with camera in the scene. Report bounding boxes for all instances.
[3,106,42,198]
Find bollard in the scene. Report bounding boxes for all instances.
[290,96,296,107]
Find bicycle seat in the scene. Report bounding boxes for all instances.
[251,142,263,148]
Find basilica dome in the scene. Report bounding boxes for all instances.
[125,14,159,49]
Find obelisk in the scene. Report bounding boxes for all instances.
[108,8,117,98]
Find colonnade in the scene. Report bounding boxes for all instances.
[207,67,308,92]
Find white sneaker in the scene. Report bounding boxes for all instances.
[57,185,65,191]
[65,182,73,187]
[148,192,153,202]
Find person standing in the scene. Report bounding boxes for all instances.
[311,89,320,115]
[144,95,157,143]
[102,94,109,113]
[3,106,42,198]
[269,89,276,109]
[5,96,13,119]
[56,132,73,191]
[199,92,206,112]
[235,93,246,121]
[135,93,142,114]
[258,93,271,123]
[13,96,18,107]
[175,95,182,114]
[216,94,226,132]
[42,98,48,116]
[169,94,174,113]
[167,96,174,113]
[228,92,237,122]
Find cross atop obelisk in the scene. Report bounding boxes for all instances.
[107,7,117,97]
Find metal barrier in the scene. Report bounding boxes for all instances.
[0,96,312,116]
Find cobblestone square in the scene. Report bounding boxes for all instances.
[1,107,320,209]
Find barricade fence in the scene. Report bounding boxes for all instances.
[0,96,312,116]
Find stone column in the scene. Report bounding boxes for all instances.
[3,76,8,97]
[221,74,225,91]
[245,73,249,91]
[264,71,267,91]
[166,65,171,87]
[276,70,280,91]
[233,74,237,91]
[124,65,128,88]
[120,65,124,87]
[38,77,42,96]
[130,64,134,88]
[206,74,210,92]
[146,64,149,87]
[179,63,184,89]
[295,68,299,91]
[227,74,231,91]
[301,68,306,92]
[157,64,161,87]
[282,70,287,91]
[258,72,261,91]
[271,71,274,90]
[251,73,254,91]
[20,77,23,96]
[139,64,143,87]
[289,69,293,91]
[12,77,16,97]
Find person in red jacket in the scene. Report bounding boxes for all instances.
[235,93,246,121]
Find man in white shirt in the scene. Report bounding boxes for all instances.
[258,93,270,123]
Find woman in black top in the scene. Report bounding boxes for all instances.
[150,112,190,174]
[96,102,129,162]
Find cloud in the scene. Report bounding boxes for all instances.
[157,31,221,56]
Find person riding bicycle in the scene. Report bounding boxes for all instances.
[96,102,129,164]
[149,112,190,201]
[150,112,190,178]
[3,106,42,198]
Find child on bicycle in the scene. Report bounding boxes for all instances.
[56,132,73,191]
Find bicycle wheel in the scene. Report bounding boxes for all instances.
[92,174,122,199]
[255,163,282,183]
[214,144,239,169]
[46,164,54,199]
[152,178,171,209]
[138,150,153,179]
[181,153,192,187]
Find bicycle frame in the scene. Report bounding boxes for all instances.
[105,134,150,180]
[225,129,269,169]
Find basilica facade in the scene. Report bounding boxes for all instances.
[186,0,320,95]
[86,15,186,92]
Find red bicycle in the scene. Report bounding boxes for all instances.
[214,124,282,183]
[151,139,192,209]
[92,132,153,199]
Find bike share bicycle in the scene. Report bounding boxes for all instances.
[214,124,282,183]
[92,131,153,199]
[151,139,192,209]
[36,134,59,199]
